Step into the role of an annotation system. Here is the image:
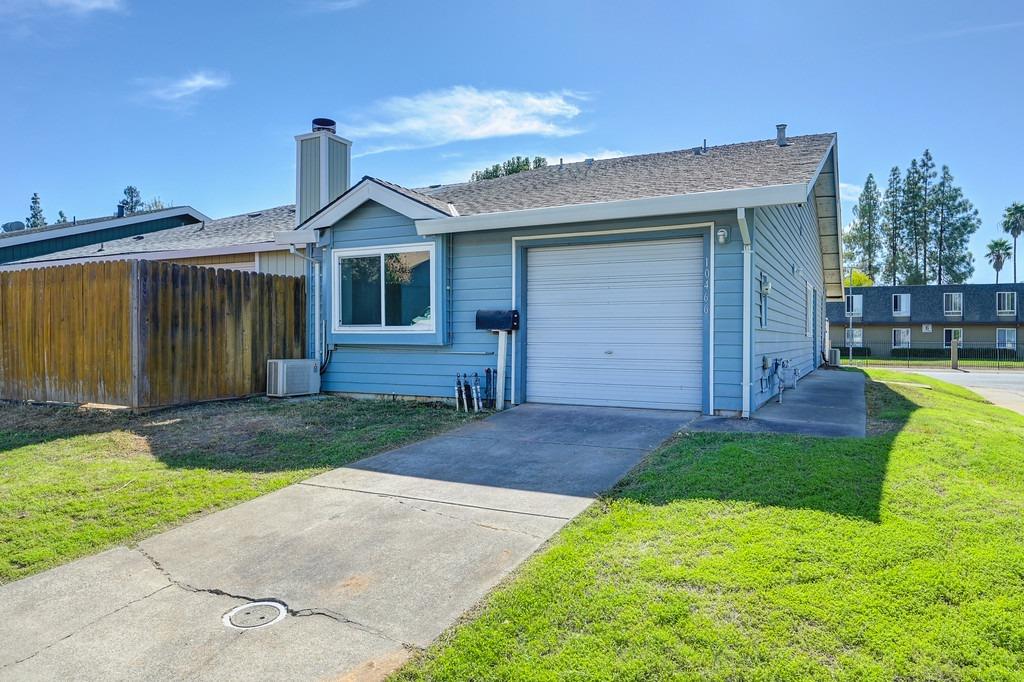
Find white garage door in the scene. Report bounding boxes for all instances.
[525,238,704,410]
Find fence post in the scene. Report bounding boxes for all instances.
[951,338,958,370]
[129,260,142,411]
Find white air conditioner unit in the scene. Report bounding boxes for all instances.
[829,348,841,366]
[267,359,320,397]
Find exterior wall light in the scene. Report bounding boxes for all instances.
[716,228,730,245]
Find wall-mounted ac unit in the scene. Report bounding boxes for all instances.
[267,359,320,397]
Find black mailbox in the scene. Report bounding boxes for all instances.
[475,309,520,331]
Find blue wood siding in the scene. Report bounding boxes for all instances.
[0,215,200,264]
[750,202,826,409]
[315,202,746,413]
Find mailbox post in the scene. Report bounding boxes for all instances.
[475,310,520,410]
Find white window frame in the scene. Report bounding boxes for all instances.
[845,294,863,317]
[997,291,1017,315]
[892,293,911,317]
[331,242,436,334]
[943,292,963,316]
[997,328,1017,350]
[845,327,863,347]
[892,328,911,348]
[943,328,963,349]
[805,283,813,336]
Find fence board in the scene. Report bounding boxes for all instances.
[0,260,306,409]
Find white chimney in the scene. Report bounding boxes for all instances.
[776,123,788,147]
[295,117,352,226]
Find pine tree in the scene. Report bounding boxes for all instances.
[930,166,980,283]
[56,210,68,224]
[471,156,547,182]
[26,193,46,229]
[844,174,884,280]
[917,150,937,281]
[881,167,905,285]
[118,186,143,214]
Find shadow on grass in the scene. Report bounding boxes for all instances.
[0,396,472,475]
[612,377,919,523]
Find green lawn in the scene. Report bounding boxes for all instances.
[0,396,473,583]
[397,370,1024,681]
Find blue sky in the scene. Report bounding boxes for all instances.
[1,0,1022,282]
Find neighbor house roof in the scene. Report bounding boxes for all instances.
[415,133,837,216]
[12,204,296,265]
[0,206,210,248]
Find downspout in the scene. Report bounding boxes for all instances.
[737,208,752,418]
[289,244,322,368]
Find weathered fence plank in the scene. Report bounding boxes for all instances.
[0,260,306,409]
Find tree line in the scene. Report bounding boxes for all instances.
[845,150,982,286]
[8,186,169,232]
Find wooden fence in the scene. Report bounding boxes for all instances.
[0,260,306,409]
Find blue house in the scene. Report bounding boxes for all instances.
[278,120,844,417]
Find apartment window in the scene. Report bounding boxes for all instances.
[997,291,1017,315]
[943,328,963,348]
[892,293,911,317]
[997,328,1017,350]
[845,328,863,347]
[892,328,911,348]
[332,243,435,333]
[943,292,963,315]
[845,294,863,316]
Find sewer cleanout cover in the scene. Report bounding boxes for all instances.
[223,602,287,630]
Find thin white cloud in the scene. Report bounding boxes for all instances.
[346,86,586,156]
[0,0,123,16]
[46,0,122,10]
[839,182,862,204]
[310,0,367,10]
[141,71,230,104]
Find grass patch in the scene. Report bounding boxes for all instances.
[396,370,1024,680]
[0,396,474,583]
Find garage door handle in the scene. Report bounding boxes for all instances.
[604,350,613,355]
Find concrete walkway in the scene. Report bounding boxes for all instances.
[903,369,1024,416]
[690,369,867,437]
[0,404,692,682]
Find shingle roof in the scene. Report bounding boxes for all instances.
[0,207,193,242]
[366,177,455,216]
[415,133,836,216]
[16,204,296,264]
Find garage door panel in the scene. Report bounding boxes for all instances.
[526,238,704,411]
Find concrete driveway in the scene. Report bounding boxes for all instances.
[0,403,692,681]
[903,369,1024,415]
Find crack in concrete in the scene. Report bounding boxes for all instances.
[133,548,411,647]
[391,497,547,541]
[298,480,573,521]
[0,583,174,671]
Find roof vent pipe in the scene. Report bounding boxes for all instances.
[776,123,788,147]
[585,158,594,167]
[312,117,337,134]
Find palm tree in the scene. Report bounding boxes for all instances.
[986,238,1013,284]
[1003,202,1024,283]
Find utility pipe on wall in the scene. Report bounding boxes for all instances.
[289,245,322,367]
[737,208,752,419]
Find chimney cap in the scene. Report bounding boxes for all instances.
[312,117,337,134]
[776,123,788,146]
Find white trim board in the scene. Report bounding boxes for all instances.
[0,241,289,271]
[299,179,450,233]
[417,184,806,236]
[0,206,210,248]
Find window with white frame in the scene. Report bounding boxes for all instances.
[805,283,813,336]
[997,291,1017,315]
[332,243,435,332]
[943,292,963,315]
[892,293,910,317]
[892,328,911,348]
[845,328,863,347]
[997,328,1017,350]
[943,328,963,348]
[845,294,863,316]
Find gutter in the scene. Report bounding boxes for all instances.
[737,208,752,418]
[415,183,808,236]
